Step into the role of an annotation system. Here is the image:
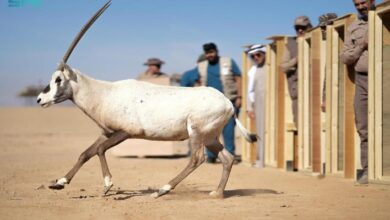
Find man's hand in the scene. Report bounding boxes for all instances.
[235,97,242,108]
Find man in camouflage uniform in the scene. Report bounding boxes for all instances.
[341,0,376,185]
[281,16,313,125]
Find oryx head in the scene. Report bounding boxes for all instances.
[37,62,78,107]
[37,0,111,107]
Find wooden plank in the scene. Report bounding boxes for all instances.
[381,12,390,177]
[240,51,248,164]
[269,44,278,167]
[368,10,377,180]
[337,27,346,173]
[265,43,278,167]
[297,37,305,170]
[241,51,252,165]
[264,45,272,166]
[320,36,327,174]
[331,26,340,173]
[325,25,334,174]
[303,37,311,169]
[284,37,297,170]
[276,38,286,169]
[311,29,322,173]
[343,15,357,179]
[370,6,390,180]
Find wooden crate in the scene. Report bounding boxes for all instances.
[265,36,296,170]
[326,14,358,179]
[297,27,327,173]
[368,1,390,182]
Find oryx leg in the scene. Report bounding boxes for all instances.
[96,131,129,194]
[152,128,205,198]
[48,131,129,191]
[98,153,114,194]
[205,138,234,198]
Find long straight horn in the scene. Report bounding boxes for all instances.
[59,0,112,69]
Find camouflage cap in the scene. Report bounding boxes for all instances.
[144,58,165,66]
[294,15,312,27]
[318,13,338,27]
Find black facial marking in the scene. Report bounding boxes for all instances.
[43,84,50,94]
[55,76,62,85]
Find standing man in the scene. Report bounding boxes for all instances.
[341,0,375,185]
[137,58,170,85]
[280,16,313,125]
[246,44,267,168]
[190,42,242,163]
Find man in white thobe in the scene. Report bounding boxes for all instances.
[247,44,267,168]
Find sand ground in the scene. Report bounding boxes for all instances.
[0,107,390,220]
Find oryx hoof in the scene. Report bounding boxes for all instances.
[151,184,171,198]
[209,190,224,199]
[48,181,65,190]
[103,183,114,196]
[150,190,168,199]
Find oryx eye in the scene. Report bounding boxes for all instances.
[55,77,62,84]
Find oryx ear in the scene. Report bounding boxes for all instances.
[58,62,77,82]
[64,66,77,82]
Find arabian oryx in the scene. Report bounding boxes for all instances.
[37,0,257,199]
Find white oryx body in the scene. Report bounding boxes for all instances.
[37,66,257,198]
[37,0,256,198]
[62,69,234,142]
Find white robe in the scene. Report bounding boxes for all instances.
[247,65,267,168]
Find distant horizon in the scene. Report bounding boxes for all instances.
[0,0,373,106]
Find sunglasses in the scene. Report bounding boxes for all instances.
[294,25,308,31]
[205,50,217,54]
[250,53,263,59]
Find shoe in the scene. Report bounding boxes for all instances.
[206,158,216,164]
[356,174,368,185]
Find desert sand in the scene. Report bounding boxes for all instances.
[0,107,390,220]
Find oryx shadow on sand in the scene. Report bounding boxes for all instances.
[70,187,282,201]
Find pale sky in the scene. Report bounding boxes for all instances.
[0,0,366,106]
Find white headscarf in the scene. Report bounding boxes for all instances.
[247,44,266,55]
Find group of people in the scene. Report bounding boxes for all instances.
[136,0,374,185]
[138,43,242,164]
